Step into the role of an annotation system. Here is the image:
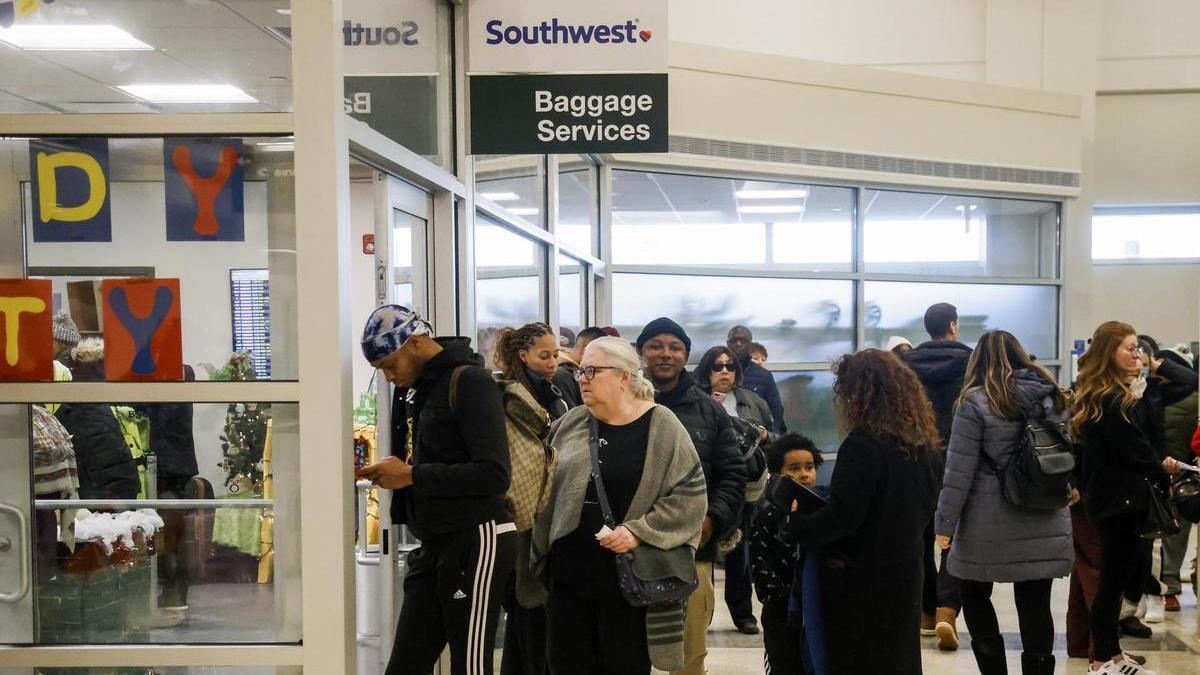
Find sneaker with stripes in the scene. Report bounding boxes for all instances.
[1090,657,1156,675]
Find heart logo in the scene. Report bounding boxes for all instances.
[639,30,652,42]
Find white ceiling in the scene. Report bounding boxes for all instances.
[0,0,292,113]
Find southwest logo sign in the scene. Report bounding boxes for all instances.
[164,138,245,241]
[30,138,112,243]
[101,278,183,381]
[0,279,53,381]
[484,19,651,45]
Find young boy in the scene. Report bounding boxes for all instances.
[750,433,824,674]
[749,341,769,366]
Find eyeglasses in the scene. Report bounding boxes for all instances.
[710,363,736,373]
[1125,346,1146,356]
[575,365,620,382]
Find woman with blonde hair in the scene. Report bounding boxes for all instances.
[1075,321,1184,675]
[785,349,940,674]
[530,337,705,674]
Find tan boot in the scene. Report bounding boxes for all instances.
[935,606,958,651]
[920,611,936,636]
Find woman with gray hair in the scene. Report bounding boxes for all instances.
[529,337,706,674]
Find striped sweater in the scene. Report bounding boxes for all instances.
[529,404,707,671]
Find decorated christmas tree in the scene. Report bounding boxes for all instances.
[203,353,272,496]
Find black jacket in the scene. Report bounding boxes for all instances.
[137,403,198,479]
[528,368,580,421]
[55,403,140,500]
[388,337,512,538]
[1080,394,1171,521]
[750,475,801,605]
[655,369,747,561]
[903,340,973,449]
[740,358,786,432]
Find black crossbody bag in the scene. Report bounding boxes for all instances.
[587,415,697,607]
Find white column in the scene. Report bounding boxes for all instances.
[292,1,356,673]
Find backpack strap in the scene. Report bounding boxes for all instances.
[447,365,471,413]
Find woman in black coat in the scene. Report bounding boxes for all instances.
[786,349,941,675]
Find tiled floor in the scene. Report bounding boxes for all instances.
[692,570,1200,674]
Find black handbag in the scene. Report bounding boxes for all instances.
[1170,469,1200,524]
[1138,478,1183,539]
[587,415,697,607]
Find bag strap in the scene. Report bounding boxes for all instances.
[447,365,471,413]
[587,414,618,528]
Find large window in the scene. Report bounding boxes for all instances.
[557,155,598,255]
[558,253,587,340]
[474,213,547,369]
[475,156,546,229]
[1092,206,1200,262]
[609,169,1063,454]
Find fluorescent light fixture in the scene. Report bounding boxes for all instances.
[276,8,292,15]
[117,84,257,103]
[737,205,806,215]
[480,191,520,202]
[509,207,540,217]
[255,141,294,152]
[735,188,808,200]
[0,25,153,51]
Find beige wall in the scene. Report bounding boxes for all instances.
[1088,93,1200,345]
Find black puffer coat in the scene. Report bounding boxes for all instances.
[903,340,973,449]
[655,369,746,561]
[55,404,140,500]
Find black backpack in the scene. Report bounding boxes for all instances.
[981,390,1075,512]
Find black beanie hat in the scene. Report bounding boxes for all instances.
[636,317,692,354]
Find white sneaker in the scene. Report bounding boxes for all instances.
[1136,595,1148,619]
[1120,597,1139,620]
[1090,658,1156,675]
[1144,595,1165,623]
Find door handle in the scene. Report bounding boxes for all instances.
[0,502,30,603]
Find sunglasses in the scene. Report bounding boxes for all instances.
[710,363,736,373]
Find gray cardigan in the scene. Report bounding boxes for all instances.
[529,404,707,671]
[934,370,1074,583]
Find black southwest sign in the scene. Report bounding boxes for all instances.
[469,73,668,154]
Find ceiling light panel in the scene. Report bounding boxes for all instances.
[0,25,153,51]
[737,205,807,214]
[735,188,808,200]
[117,83,257,103]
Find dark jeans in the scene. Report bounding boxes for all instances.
[500,582,549,675]
[1091,512,1152,661]
[545,586,650,675]
[961,578,1054,671]
[723,503,757,624]
[922,519,962,613]
[761,597,807,674]
[157,475,194,607]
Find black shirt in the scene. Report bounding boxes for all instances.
[550,408,652,597]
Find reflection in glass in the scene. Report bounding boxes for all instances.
[475,216,546,369]
[862,189,1058,278]
[774,369,841,463]
[864,281,1058,359]
[558,254,585,341]
[476,156,546,228]
[10,401,301,644]
[612,274,854,363]
[8,136,297,381]
[611,171,854,271]
[557,155,597,255]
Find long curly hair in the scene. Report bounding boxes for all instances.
[833,349,940,460]
[1072,321,1140,438]
[959,330,1066,421]
[493,322,555,396]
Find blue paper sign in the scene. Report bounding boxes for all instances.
[29,138,112,243]
[164,137,245,242]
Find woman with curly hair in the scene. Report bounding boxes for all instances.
[494,322,580,420]
[785,349,941,675]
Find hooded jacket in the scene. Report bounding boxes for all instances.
[654,369,747,561]
[388,337,511,538]
[903,340,974,449]
[55,403,140,500]
[935,369,1073,582]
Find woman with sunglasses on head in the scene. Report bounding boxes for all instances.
[695,345,777,634]
[529,337,706,675]
[1075,322,1185,675]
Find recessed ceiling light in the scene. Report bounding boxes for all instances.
[509,207,540,216]
[0,25,153,51]
[276,8,292,15]
[117,84,257,103]
[481,192,520,202]
[737,205,806,214]
[735,189,808,200]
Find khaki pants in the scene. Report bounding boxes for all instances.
[671,561,714,675]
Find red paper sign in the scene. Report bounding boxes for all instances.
[363,234,375,255]
[101,278,184,381]
[0,279,53,381]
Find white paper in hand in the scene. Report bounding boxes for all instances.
[595,525,614,540]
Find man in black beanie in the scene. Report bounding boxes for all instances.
[636,317,746,675]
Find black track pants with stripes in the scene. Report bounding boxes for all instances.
[387,520,518,675]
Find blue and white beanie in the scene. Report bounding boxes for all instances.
[361,304,432,363]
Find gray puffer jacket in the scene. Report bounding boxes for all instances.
[934,369,1073,583]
